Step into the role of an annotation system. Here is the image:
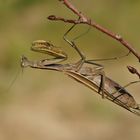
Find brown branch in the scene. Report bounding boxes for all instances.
[48,0,140,62]
[59,0,88,22]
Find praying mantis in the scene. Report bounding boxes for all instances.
[21,32,140,116]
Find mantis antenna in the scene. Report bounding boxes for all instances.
[3,66,22,93]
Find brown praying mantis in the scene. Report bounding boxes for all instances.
[21,28,140,116]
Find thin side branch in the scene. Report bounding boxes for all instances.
[127,66,140,79]
[48,0,140,62]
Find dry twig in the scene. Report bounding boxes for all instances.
[48,0,140,62]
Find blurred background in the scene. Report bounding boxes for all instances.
[0,0,140,140]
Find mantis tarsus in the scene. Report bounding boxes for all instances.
[21,39,140,116]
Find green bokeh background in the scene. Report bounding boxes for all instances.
[0,0,140,140]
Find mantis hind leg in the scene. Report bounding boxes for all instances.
[112,80,140,101]
[105,79,140,112]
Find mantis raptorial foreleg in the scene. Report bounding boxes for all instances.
[31,40,68,65]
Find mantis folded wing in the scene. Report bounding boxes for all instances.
[21,55,140,116]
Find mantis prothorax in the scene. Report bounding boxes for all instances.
[21,40,140,116]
